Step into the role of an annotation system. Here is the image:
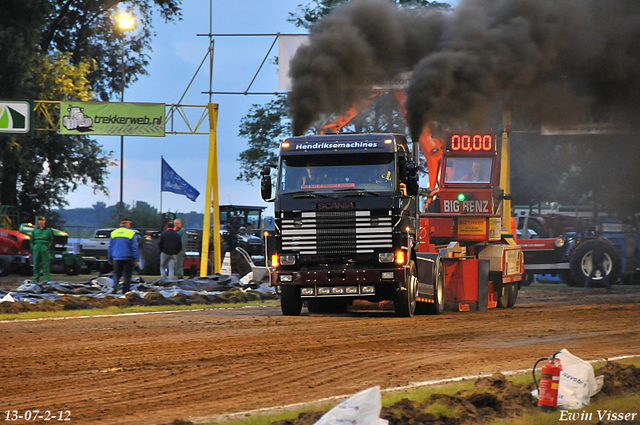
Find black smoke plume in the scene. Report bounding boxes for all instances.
[287,0,640,141]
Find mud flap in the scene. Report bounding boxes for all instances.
[415,253,438,300]
[477,259,490,311]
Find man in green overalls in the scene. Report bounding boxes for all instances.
[32,216,53,282]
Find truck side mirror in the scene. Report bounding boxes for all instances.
[405,161,419,197]
[260,165,272,201]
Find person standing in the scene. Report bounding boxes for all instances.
[32,216,53,283]
[158,220,182,281]
[108,218,139,294]
[174,218,187,279]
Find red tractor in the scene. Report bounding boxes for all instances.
[516,203,624,287]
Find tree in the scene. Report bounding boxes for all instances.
[106,201,160,229]
[237,0,450,183]
[0,0,182,222]
[288,0,450,29]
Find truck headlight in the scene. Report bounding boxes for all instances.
[554,237,565,248]
[378,252,394,263]
[280,274,293,282]
[280,254,296,265]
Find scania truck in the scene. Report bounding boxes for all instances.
[261,131,523,317]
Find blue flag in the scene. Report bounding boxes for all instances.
[161,157,200,202]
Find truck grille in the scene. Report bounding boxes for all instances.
[281,211,392,255]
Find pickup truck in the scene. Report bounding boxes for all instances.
[82,228,117,274]
[83,228,142,274]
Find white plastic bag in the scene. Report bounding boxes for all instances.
[556,349,599,409]
[313,386,388,425]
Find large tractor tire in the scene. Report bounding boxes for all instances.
[395,261,418,317]
[139,238,161,275]
[569,239,622,287]
[280,285,302,316]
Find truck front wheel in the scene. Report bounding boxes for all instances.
[395,261,417,317]
[280,286,302,316]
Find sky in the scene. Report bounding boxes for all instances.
[65,0,308,216]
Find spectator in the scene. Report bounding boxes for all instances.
[174,218,187,279]
[108,218,139,293]
[32,216,53,283]
[158,220,182,281]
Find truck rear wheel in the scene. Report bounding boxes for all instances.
[521,272,534,287]
[569,240,622,287]
[395,261,417,317]
[280,286,302,316]
[507,282,518,308]
[423,259,444,315]
[497,282,511,308]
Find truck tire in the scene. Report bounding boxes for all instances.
[139,238,161,275]
[422,259,444,315]
[521,272,534,287]
[280,285,302,316]
[395,261,417,317]
[0,258,9,276]
[497,281,511,308]
[569,240,622,287]
[507,282,518,308]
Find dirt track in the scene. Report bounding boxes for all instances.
[1,283,640,425]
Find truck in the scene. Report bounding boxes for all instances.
[260,131,523,316]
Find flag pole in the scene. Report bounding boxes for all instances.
[160,156,163,213]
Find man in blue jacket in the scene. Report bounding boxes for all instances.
[108,218,140,293]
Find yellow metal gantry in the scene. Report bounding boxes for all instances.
[33,100,222,275]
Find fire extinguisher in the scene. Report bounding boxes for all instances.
[533,352,562,411]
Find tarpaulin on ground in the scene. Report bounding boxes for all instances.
[0,274,275,304]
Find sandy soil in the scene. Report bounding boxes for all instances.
[1,282,639,425]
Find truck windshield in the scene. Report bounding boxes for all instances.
[279,153,395,194]
[444,157,492,184]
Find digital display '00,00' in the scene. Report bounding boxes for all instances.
[449,134,494,152]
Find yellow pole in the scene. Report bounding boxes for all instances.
[500,107,512,233]
[200,103,221,276]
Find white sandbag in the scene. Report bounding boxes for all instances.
[313,386,388,425]
[556,349,599,409]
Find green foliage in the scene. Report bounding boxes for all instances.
[288,0,451,29]
[237,97,290,183]
[0,0,182,223]
[105,201,161,229]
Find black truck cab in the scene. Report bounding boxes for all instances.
[261,133,419,315]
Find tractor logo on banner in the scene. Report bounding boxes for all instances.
[0,100,34,135]
[62,106,93,132]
